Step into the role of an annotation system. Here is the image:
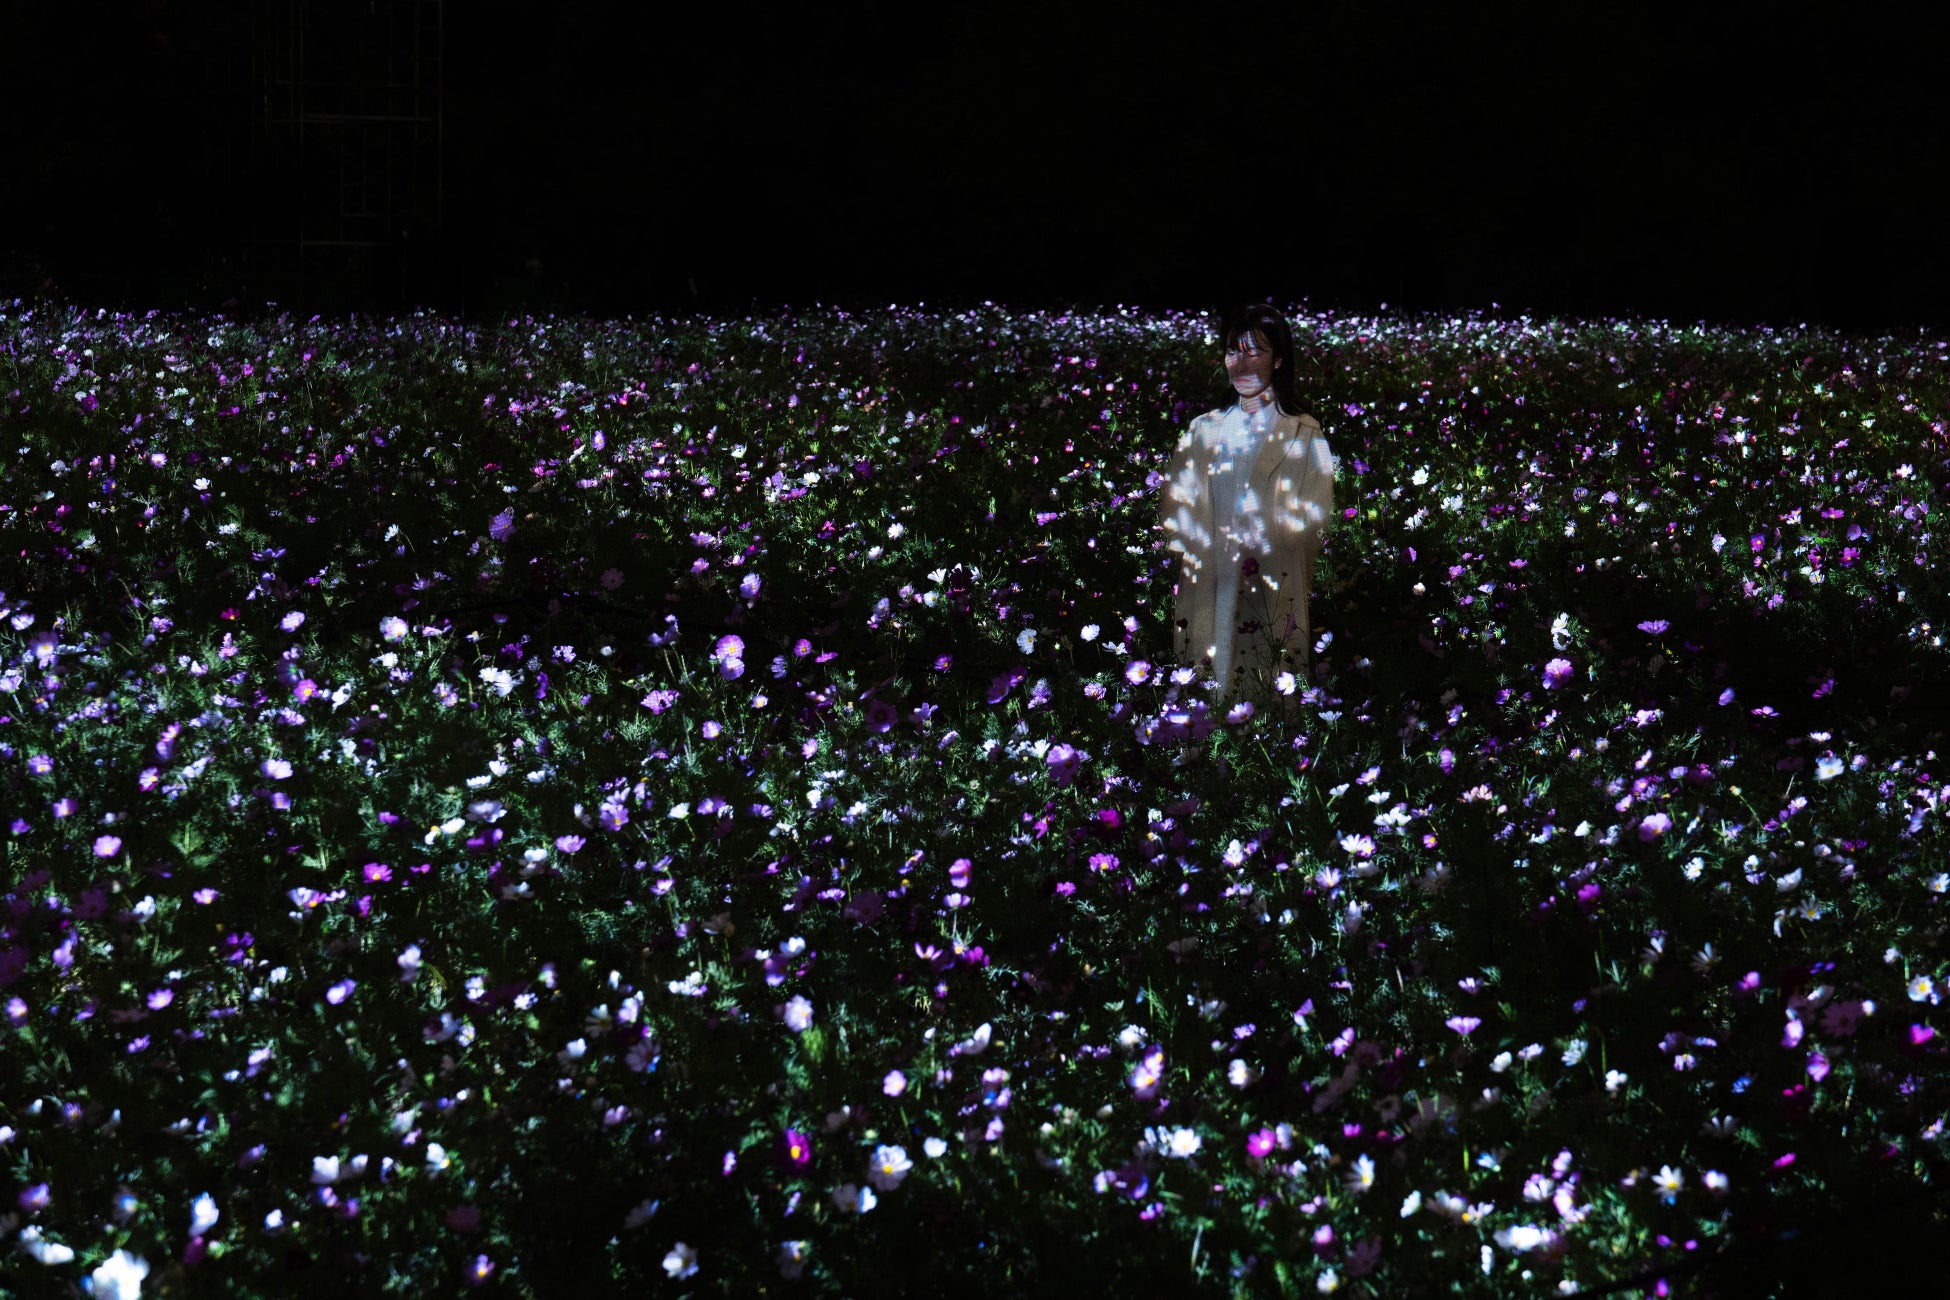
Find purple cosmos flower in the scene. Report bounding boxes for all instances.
[555,835,585,854]
[779,1129,813,1170]
[94,834,122,858]
[1046,743,1082,788]
[261,759,292,780]
[1638,813,1673,841]
[1446,1016,1482,1036]
[1637,619,1670,635]
[1543,658,1574,690]
[1094,1163,1149,1200]
[489,509,514,541]
[363,863,392,883]
[1246,1128,1277,1158]
[281,611,306,632]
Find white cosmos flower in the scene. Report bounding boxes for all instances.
[190,1191,219,1235]
[18,1225,76,1265]
[868,1145,913,1191]
[831,1183,877,1214]
[87,1249,150,1300]
[663,1242,699,1279]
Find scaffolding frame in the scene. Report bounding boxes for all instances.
[243,0,445,315]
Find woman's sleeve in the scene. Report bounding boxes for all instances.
[1278,416,1336,544]
[1159,426,1206,560]
[1263,417,1336,656]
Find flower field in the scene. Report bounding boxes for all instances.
[3,296,1948,1297]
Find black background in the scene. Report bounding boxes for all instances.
[5,0,1946,331]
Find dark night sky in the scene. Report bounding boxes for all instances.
[6,0,1946,330]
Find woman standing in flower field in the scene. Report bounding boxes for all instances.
[1159,302,1339,714]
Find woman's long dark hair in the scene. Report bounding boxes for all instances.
[1213,302,1311,420]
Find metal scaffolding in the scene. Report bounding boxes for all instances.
[242,0,445,314]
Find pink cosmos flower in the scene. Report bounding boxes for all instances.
[94,834,122,858]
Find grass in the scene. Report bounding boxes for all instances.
[1,294,1948,1298]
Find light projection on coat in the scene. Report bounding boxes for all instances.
[1159,402,1338,708]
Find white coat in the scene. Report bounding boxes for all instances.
[1158,402,1339,710]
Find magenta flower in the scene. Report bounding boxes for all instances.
[779,1129,813,1170]
[363,863,393,883]
[1246,1128,1276,1158]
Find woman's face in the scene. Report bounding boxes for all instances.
[1224,329,1280,399]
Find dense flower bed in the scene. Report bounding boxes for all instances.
[2,296,1948,1297]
